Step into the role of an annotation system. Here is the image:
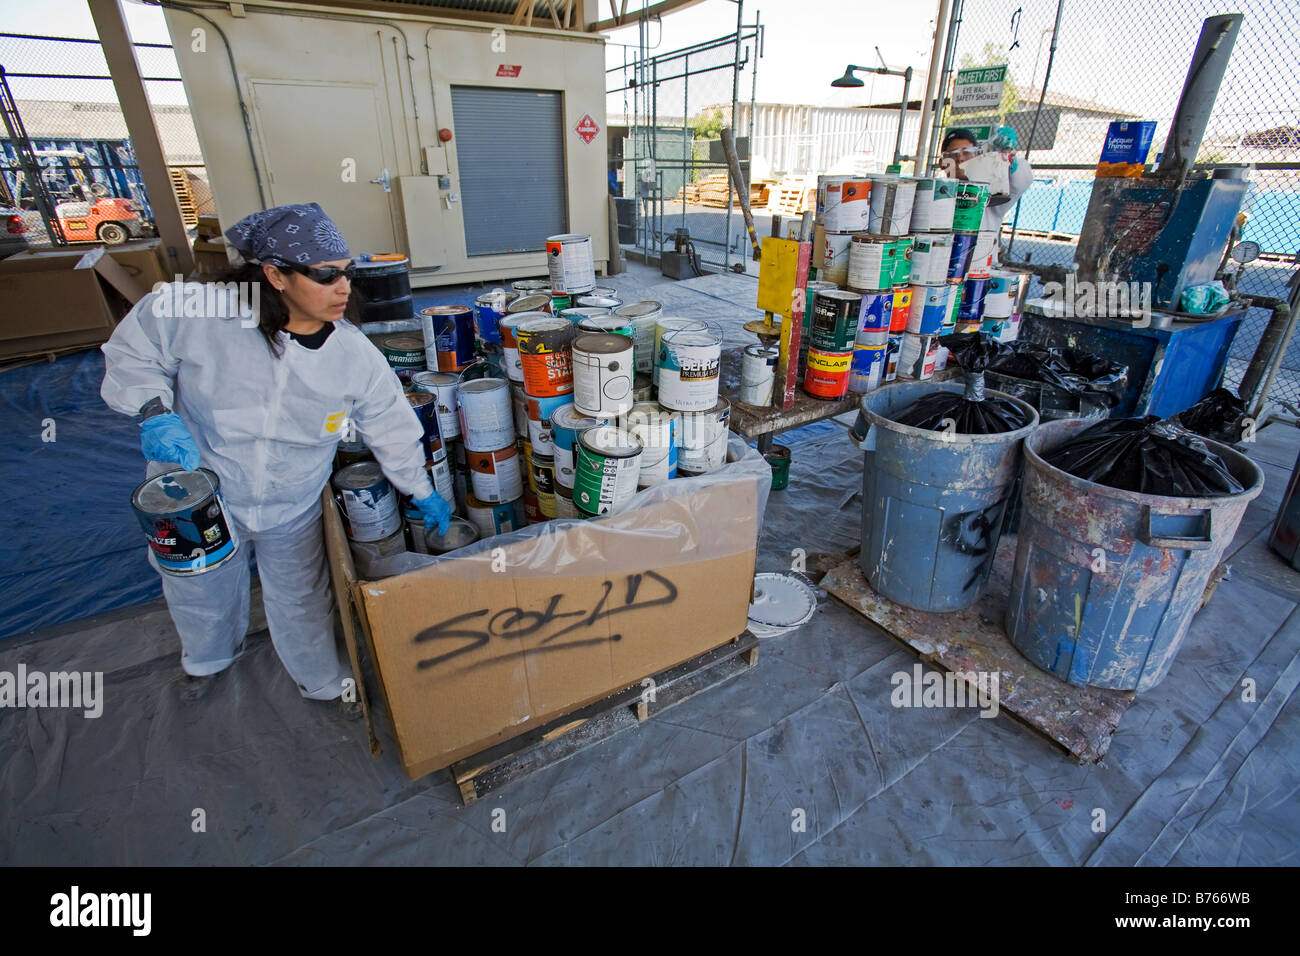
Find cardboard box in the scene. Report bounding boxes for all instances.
[108,240,172,291]
[196,214,222,238]
[192,237,231,278]
[0,246,149,359]
[323,471,760,779]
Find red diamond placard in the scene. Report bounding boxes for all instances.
[574,113,600,144]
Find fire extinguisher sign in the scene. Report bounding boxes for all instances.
[574,113,600,144]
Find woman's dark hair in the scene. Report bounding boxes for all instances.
[213,260,358,357]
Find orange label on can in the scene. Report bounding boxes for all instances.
[521,351,573,396]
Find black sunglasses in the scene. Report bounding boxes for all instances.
[273,261,357,285]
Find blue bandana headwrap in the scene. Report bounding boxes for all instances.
[225,202,351,266]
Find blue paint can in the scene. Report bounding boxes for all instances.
[472,290,513,345]
[849,344,887,393]
[132,468,240,575]
[959,274,990,323]
[856,289,894,335]
[947,230,978,279]
[906,282,947,335]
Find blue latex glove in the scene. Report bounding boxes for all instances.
[140,412,200,470]
[413,491,451,536]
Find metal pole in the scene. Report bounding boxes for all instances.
[1006,0,1064,261]
[894,67,912,166]
[724,0,743,273]
[916,0,952,174]
[925,0,965,174]
[721,127,759,259]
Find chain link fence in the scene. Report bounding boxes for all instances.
[946,0,1300,406]
[607,16,762,274]
[0,26,209,248]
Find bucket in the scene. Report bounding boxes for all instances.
[897,333,939,380]
[332,461,403,543]
[516,315,575,396]
[739,343,779,407]
[657,327,721,412]
[947,231,978,279]
[379,333,426,384]
[457,378,514,452]
[1008,418,1263,690]
[472,289,513,345]
[910,234,952,286]
[891,237,914,287]
[889,288,912,333]
[574,426,643,516]
[465,493,525,538]
[551,404,607,489]
[959,274,990,323]
[525,391,570,457]
[765,444,791,490]
[614,301,664,374]
[349,529,407,577]
[906,282,947,335]
[653,317,707,387]
[545,233,596,295]
[858,381,1039,611]
[908,178,935,232]
[849,343,887,393]
[572,332,635,418]
[810,289,862,352]
[856,288,893,335]
[410,370,461,440]
[424,515,480,555]
[952,181,990,231]
[530,453,558,518]
[819,231,854,285]
[420,305,475,371]
[498,311,544,384]
[867,175,918,236]
[132,468,240,575]
[928,179,958,232]
[804,348,852,399]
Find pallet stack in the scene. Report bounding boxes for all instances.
[676,173,772,209]
[168,168,198,229]
[771,175,816,217]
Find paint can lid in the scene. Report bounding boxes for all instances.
[424,516,480,555]
[333,461,387,490]
[411,370,459,387]
[459,377,508,396]
[580,425,643,458]
[747,573,817,636]
[133,468,218,513]
[419,304,471,317]
[507,294,552,313]
[406,391,434,409]
[614,300,663,318]
[573,332,633,355]
[744,343,780,359]
[546,233,591,243]
[552,403,605,432]
[382,334,425,351]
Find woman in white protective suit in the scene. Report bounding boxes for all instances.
[101,202,451,707]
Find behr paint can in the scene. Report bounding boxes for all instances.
[952,181,990,232]
[457,378,515,452]
[614,300,663,374]
[909,177,935,232]
[867,175,918,236]
[849,344,887,393]
[469,444,524,503]
[816,176,872,232]
[676,398,731,476]
[889,287,912,333]
[572,332,635,419]
[623,402,679,486]
[898,333,939,380]
[856,288,894,334]
[465,493,525,538]
[810,289,862,351]
[525,391,571,457]
[333,461,403,543]
[804,348,852,400]
[906,282,948,335]
[891,236,914,287]
[472,289,514,345]
[507,293,554,315]
[410,370,461,440]
[653,317,708,387]
[960,273,990,323]
[420,305,476,372]
[551,403,607,490]
[545,233,597,295]
[928,179,958,232]
[531,453,558,518]
[379,333,426,383]
[574,314,634,337]
[804,280,838,330]
[846,234,896,291]
[498,311,543,384]
[947,230,978,279]
[574,426,643,517]
[577,295,622,310]
[739,343,779,407]
[819,230,854,285]
[885,335,902,382]
[657,327,722,412]
[516,315,575,397]
[132,468,240,575]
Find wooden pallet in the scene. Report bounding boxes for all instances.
[168,168,198,229]
[771,176,815,217]
[450,632,760,805]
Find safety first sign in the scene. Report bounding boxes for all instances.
[953,65,1007,113]
[574,113,600,144]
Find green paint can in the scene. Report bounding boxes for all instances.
[952,182,990,231]
[765,444,791,490]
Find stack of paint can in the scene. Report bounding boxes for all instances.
[805,288,858,400]
[516,312,575,521]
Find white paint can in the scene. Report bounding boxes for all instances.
[819,230,854,285]
[867,175,918,236]
[410,370,460,441]
[909,177,935,232]
[676,398,731,476]
[653,317,707,387]
[545,233,596,295]
[622,402,679,486]
[614,300,664,374]
[816,175,872,232]
[739,343,778,407]
[657,327,722,412]
[572,332,635,419]
[456,378,514,452]
[497,311,543,385]
[468,444,524,503]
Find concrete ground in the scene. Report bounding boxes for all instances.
[2,263,1297,865]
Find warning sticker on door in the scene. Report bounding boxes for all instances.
[574,113,600,144]
[496,64,522,77]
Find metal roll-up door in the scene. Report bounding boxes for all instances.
[450,86,567,256]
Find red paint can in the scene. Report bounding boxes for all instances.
[803,348,852,400]
[889,287,912,332]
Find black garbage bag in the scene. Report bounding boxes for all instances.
[1042,417,1243,496]
[1175,388,1248,445]
[985,341,1128,407]
[891,333,1035,434]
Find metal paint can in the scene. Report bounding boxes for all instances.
[332,461,403,543]
[516,315,575,397]
[472,290,514,346]
[406,389,444,458]
[545,233,596,295]
[423,515,481,556]
[633,373,653,403]
[457,378,515,452]
[653,317,709,387]
[856,288,893,334]
[676,398,731,476]
[497,311,543,384]
[132,468,240,575]
[379,333,427,383]
[507,293,553,315]
[574,314,634,338]
[889,287,912,333]
[422,454,455,512]
[819,230,854,285]
[420,305,475,372]
[353,255,413,324]
[906,282,947,335]
[810,289,862,351]
[525,391,572,457]
[816,175,872,232]
[739,343,779,407]
[572,332,635,418]
[867,175,918,236]
[468,444,524,503]
[551,403,607,490]
[928,178,958,232]
[590,285,618,298]
[402,499,432,555]
[803,348,852,400]
[884,335,901,382]
[891,236,914,287]
[350,529,408,576]
[510,382,529,438]
[335,439,373,469]
[447,438,470,511]
[553,482,580,519]
[908,177,935,232]
[657,327,722,412]
[947,230,978,279]
[410,370,461,440]
[974,229,998,271]
[511,278,551,296]
[574,426,643,517]
[530,453,557,518]
[465,493,525,538]
[522,489,542,524]
[959,273,990,323]
[614,300,663,374]
[856,327,889,348]
[898,333,939,380]
[983,270,1018,319]
[576,295,622,310]
[560,306,611,325]
[912,233,953,285]
[952,181,990,232]
[982,313,1022,343]
[623,402,679,486]
[944,280,964,330]
[846,234,895,291]
[849,344,887,393]
[804,280,838,328]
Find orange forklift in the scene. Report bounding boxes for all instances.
[33,149,150,245]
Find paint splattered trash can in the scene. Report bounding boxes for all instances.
[858,381,1039,611]
[1007,418,1263,691]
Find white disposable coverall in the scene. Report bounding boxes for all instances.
[102,282,434,698]
[974,156,1035,267]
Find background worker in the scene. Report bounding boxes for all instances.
[941,125,1035,267]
